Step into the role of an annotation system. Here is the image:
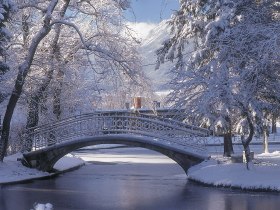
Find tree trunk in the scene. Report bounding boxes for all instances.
[24,95,40,151]
[22,13,29,48]
[25,72,53,151]
[223,116,234,157]
[0,0,58,161]
[241,135,252,168]
[223,132,234,157]
[263,125,269,153]
[51,1,71,121]
[272,113,277,133]
[241,115,254,170]
[53,69,64,120]
[0,92,20,160]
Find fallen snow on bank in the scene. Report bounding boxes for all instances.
[188,151,280,191]
[0,153,84,184]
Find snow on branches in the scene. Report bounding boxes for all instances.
[0,0,144,159]
[157,0,280,162]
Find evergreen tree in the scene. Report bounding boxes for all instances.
[157,0,280,167]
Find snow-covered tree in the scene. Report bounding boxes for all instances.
[157,0,280,166]
[0,0,15,103]
[0,0,145,159]
[157,0,240,156]
[225,0,280,165]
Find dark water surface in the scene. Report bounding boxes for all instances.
[0,148,280,210]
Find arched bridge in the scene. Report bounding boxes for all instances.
[21,111,210,173]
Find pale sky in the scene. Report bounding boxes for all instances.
[125,0,179,23]
[125,0,179,39]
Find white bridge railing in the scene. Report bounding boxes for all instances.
[22,111,209,153]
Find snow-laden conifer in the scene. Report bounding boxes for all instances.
[157,0,280,166]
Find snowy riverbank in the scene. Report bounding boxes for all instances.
[0,153,85,185]
[2,146,280,193]
[188,151,280,192]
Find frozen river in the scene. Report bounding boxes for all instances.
[1,146,280,210]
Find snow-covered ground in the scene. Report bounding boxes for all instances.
[187,127,280,191]
[0,153,84,184]
[188,151,280,192]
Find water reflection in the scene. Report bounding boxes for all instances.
[1,148,280,210]
[200,185,280,210]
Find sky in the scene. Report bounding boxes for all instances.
[125,0,179,39]
[125,0,180,23]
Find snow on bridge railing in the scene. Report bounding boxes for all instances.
[21,111,209,153]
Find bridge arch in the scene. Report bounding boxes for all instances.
[22,134,208,174]
[21,111,210,174]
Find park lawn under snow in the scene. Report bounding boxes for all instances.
[188,151,280,191]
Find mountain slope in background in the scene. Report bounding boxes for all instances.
[139,20,174,91]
